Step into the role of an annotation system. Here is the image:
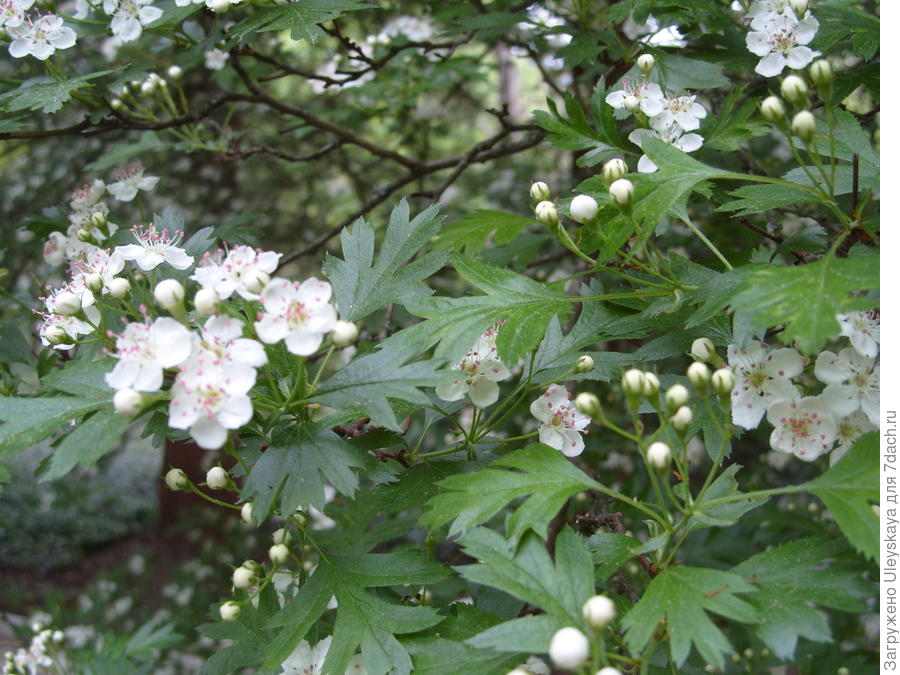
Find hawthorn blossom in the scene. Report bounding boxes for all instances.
[103,0,161,41]
[115,223,194,271]
[745,9,818,77]
[191,246,282,301]
[43,231,68,265]
[815,348,879,425]
[205,48,228,71]
[36,311,94,350]
[654,94,707,132]
[8,13,76,60]
[530,384,591,457]
[105,317,192,391]
[197,315,267,368]
[0,0,33,29]
[837,310,879,358]
[605,77,665,117]
[107,163,159,201]
[280,636,367,675]
[727,341,803,429]
[69,248,125,304]
[829,410,877,465]
[767,396,837,461]
[70,179,106,211]
[628,119,704,173]
[435,325,511,408]
[254,277,337,356]
[746,0,795,29]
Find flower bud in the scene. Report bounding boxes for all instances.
[690,337,716,363]
[602,158,628,184]
[686,361,710,391]
[269,543,289,565]
[506,670,530,675]
[206,466,228,490]
[164,468,190,491]
[642,372,660,398]
[44,324,70,346]
[711,368,735,397]
[210,0,229,12]
[780,75,807,104]
[232,566,255,589]
[193,288,221,315]
[760,95,786,122]
[241,502,257,525]
[664,384,689,413]
[646,441,671,469]
[535,200,559,227]
[90,210,107,230]
[622,369,645,396]
[608,179,634,209]
[582,594,616,630]
[85,272,104,295]
[54,291,82,316]
[575,392,601,418]
[792,110,816,142]
[569,194,599,224]
[331,320,359,347]
[530,181,550,203]
[110,98,124,110]
[624,95,641,113]
[637,53,655,75]
[113,388,145,417]
[140,79,156,95]
[809,59,833,87]
[596,669,623,675]
[219,601,241,621]
[789,0,808,15]
[272,527,291,544]
[548,627,590,670]
[76,228,95,243]
[154,279,185,312]
[575,355,594,373]
[671,405,693,433]
[108,277,130,298]
[243,269,270,296]
[167,65,183,79]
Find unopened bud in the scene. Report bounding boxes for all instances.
[687,361,710,391]
[671,405,693,433]
[548,627,589,669]
[609,179,634,209]
[624,95,641,113]
[219,601,241,621]
[642,372,660,398]
[331,320,359,347]
[602,158,628,184]
[582,594,616,630]
[85,272,104,295]
[575,355,594,373]
[711,368,735,397]
[792,110,816,142]
[210,0,229,12]
[596,669,623,675]
[110,98,123,110]
[789,0,808,15]
[232,566,255,589]
[569,194,599,224]
[243,269,270,296]
[575,392,601,418]
[690,337,716,362]
[636,54,655,74]
[76,228,94,243]
[108,277,130,298]
[530,181,550,203]
[760,95,786,122]
[167,65,183,79]
[140,79,156,95]
[44,324,70,346]
[206,466,228,490]
[622,369,645,396]
[113,388,145,417]
[193,288,221,315]
[646,441,671,469]
[535,200,559,227]
[272,527,291,545]
[241,502,257,525]
[164,468,190,491]
[269,543,289,565]
[780,75,808,104]
[809,59,832,87]
[664,384,689,413]
[54,291,82,316]
[90,210,107,230]
[154,279,185,312]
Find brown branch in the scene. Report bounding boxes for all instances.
[223,140,342,163]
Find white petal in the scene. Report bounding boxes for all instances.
[605,90,626,108]
[169,394,199,429]
[640,97,664,117]
[8,39,32,59]
[538,426,564,451]
[218,395,253,428]
[138,6,162,24]
[135,251,166,270]
[153,318,192,367]
[637,154,658,173]
[745,31,772,57]
[764,348,804,379]
[51,27,77,49]
[786,46,814,70]
[755,52,787,77]
[821,384,859,418]
[133,363,163,391]
[230,338,267,368]
[814,351,850,384]
[191,417,228,449]
[222,364,257,396]
[559,430,585,457]
[254,314,288,344]
[284,330,322,356]
[469,378,500,408]
[435,378,467,402]
[164,247,194,270]
[731,388,767,429]
[795,15,819,44]
[675,133,704,153]
[106,361,139,390]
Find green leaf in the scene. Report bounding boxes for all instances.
[732,538,872,659]
[41,409,130,482]
[431,209,533,256]
[323,200,447,321]
[622,567,759,668]
[227,0,373,42]
[0,323,33,365]
[421,444,599,542]
[533,92,626,162]
[465,614,559,654]
[688,465,767,530]
[0,71,114,114]
[40,358,116,399]
[727,256,879,354]
[587,532,640,581]
[200,584,280,674]
[717,183,822,217]
[702,87,769,151]
[0,396,108,460]
[803,432,879,561]
[654,54,729,90]
[240,422,364,520]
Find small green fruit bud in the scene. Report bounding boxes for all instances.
[90,210,107,229]
[711,368,735,397]
[608,178,634,209]
[206,466,228,490]
[241,502,257,525]
[331,320,359,347]
[624,95,641,113]
[664,384,689,413]
[243,269,270,296]
[582,594,616,629]
[168,65,183,79]
[642,372,660,398]
[690,337,716,362]
[687,361,710,391]
[108,277,130,298]
[269,543,289,565]
[272,527,291,545]
[671,405,693,433]
[193,288,221,315]
[153,279,185,312]
[622,369,645,396]
[789,0,808,15]
[232,566,255,589]
[54,291,82,316]
[810,59,833,87]
[113,388,145,417]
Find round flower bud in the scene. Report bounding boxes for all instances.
[792,110,816,142]
[140,80,156,95]
[646,441,671,469]
[54,291,82,316]
[671,405,693,433]
[164,468,190,491]
[642,372,660,398]
[331,320,359,347]
[608,179,635,208]
[622,369,645,396]
[690,337,716,363]
[506,670,530,675]
[637,54,655,74]
[789,0,808,15]
[664,384,689,413]
[269,543,290,565]
[602,158,628,185]
[232,566,255,589]
[210,0,229,12]
[780,75,808,104]
[686,361,710,391]
[153,279,185,311]
[219,601,241,621]
[194,288,221,315]
[596,669,623,675]
[84,272,104,295]
[241,502,257,525]
[624,95,641,113]
[272,527,291,545]
[76,228,94,243]
[548,627,590,670]
[575,355,594,373]
[110,98,124,110]
[535,200,559,227]
[167,65,183,79]
[243,269,270,296]
[90,210,107,230]
[206,466,228,490]
[44,324,70,346]
[113,388,145,417]
[108,277,130,298]
[570,194,599,224]
[530,181,551,203]
[711,368,735,397]
[760,95,786,122]
[809,59,833,87]
[575,392,601,418]
[582,594,616,630]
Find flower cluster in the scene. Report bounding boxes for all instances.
[3,624,65,675]
[744,0,819,77]
[191,245,282,301]
[436,325,512,408]
[6,10,76,60]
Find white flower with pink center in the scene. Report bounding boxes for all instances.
[254,277,337,356]
[43,231,68,265]
[115,223,194,271]
[8,13,76,60]
[745,10,818,77]
[436,326,511,408]
[35,311,94,350]
[198,315,267,368]
[191,246,282,301]
[628,117,704,173]
[107,163,160,202]
[104,0,162,42]
[767,396,837,461]
[605,77,665,117]
[837,310,879,358]
[746,0,794,29]
[654,94,707,132]
[829,410,876,466]
[105,317,192,391]
[530,384,591,457]
[814,347,879,425]
[70,179,106,211]
[71,248,125,301]
[0,0,33,30]
[168,348,256,450]
[727,341,803,429]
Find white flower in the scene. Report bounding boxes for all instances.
[190,245,282,301]
[281,636,368,675]
[628,118,704,173]
[767,396,837,460]
[105,317,192,391]
[0,0,34,29]
[205,48,228,71]
[107,163,160,201]
[548,627,589,669]
[43,231,68,265]
[8,13,76,60]
[254,277,337,356]
[727,341,803,429]
[654,94,707,132]
[116,223,194,271]
[746,0,794,28]
[830,410,877,465]
[435,325,511,408]
[746,10,818,77]
[70,179,106,211]
[37,312,92,350]
[605,77,665,117]
[168,348,256,450]
[70,248,125,301]
[105,0,161,41]
[198,314,268,368]
[814,348,879,425]
[530,384,591,456]
[837,310,879,358]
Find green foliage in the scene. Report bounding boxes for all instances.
[533,89,627,166]
[717,183,822,217]
[432,209,533,256]
[41,409,130,482]
[226,0,374,43]
[0,72,113,114]
[0,396,108,460]
[199,584,280,674]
